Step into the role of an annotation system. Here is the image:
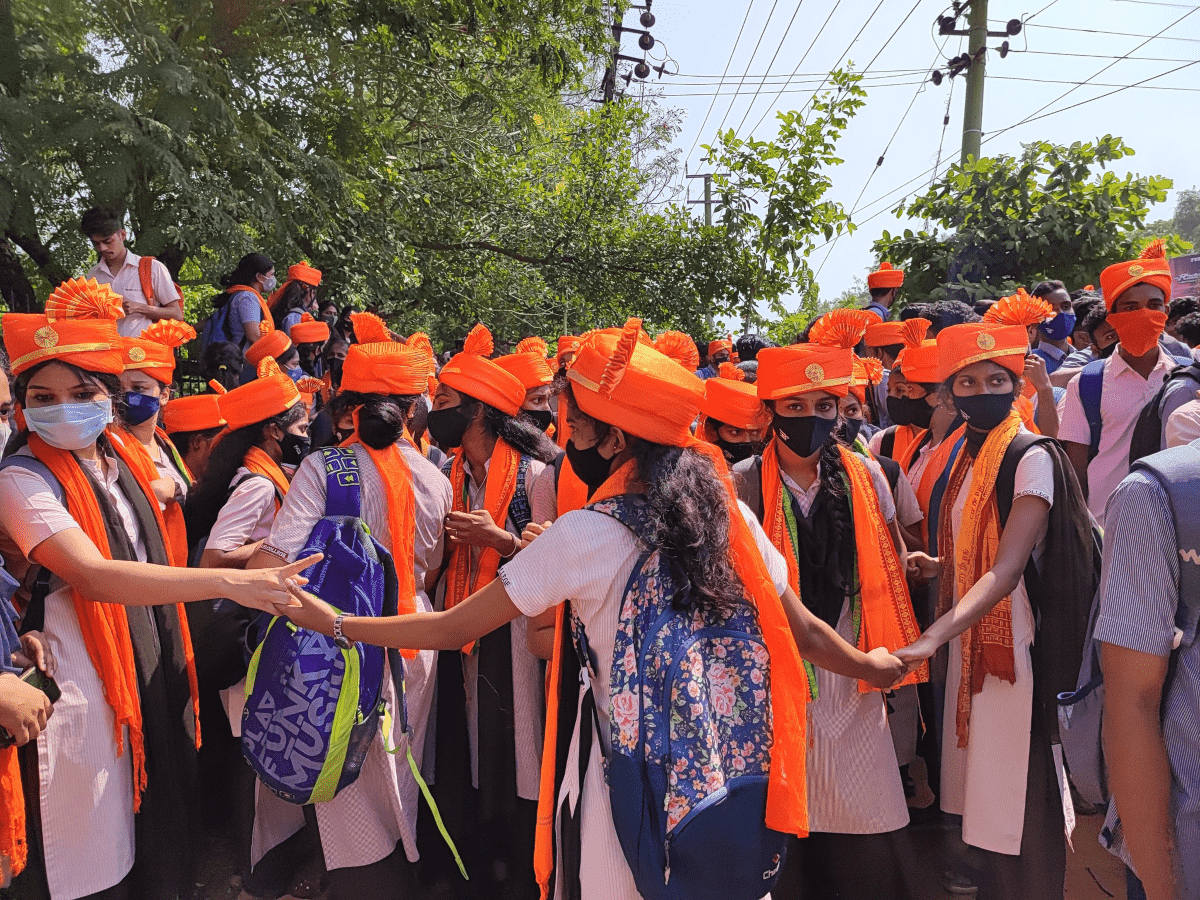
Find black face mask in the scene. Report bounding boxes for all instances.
[716,438,758,464]
[886,394,934,429]
[772,413,837,457]
[565,439,615,493]
[280,432,311,467]
[327,357,344,385]
[841,417,864,447]
[427,405,471,449]
[953,392,1015,434]
[1095,341,1117,360]
[523,408,554,433]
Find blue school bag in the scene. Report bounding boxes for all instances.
[570,494,788,900]
[241,447,403,804]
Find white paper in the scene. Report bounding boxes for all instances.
[1053,743,1076,851]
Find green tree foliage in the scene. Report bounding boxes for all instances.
[0,0,752,342]
[1138,188,1199,250]
[873,137,1188,307]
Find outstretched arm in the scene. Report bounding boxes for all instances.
[779,585,904,689]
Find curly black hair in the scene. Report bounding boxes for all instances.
[457,394,558,464]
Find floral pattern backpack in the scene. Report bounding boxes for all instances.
[569,494,788,900]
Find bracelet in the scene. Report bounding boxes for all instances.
[504,530,520,558]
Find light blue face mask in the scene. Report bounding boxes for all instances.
[24,399,113,451]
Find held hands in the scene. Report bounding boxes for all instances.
[277,582,339,637]
[864,646,908,691]
[12,631,55,677]
[0,673,52,746]
[446,509,517,555]
[906,552,940,583]
[228,554,322,614]
[894,634,940,677]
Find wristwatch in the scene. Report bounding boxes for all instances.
[333,614,353,650]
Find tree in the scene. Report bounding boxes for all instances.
[873,137,1188,307]
[764,276,867,345]
[703,69,866,330]
[1138,188,1199,250]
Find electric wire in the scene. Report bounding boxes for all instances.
[711,0,784,141]
[681,0,758,164]
[730,0,812,136]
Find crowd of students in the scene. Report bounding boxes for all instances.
[0,207,1197,900]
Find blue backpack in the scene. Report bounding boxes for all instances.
[569,494,787,900]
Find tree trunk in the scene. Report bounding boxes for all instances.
[0,236,40,313]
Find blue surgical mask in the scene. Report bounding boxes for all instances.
[123,391,161,426]
[287,366,304,383]
[25,400,113,451]
[1039,312,1076,342]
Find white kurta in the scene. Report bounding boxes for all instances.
[500,500,790,900]
[939,443,1052,856]
[779,463,910,835]
[0,451,148,900]
[254,442,451,871]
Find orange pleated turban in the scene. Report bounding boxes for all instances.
[4,278,126,376]
[267,261,323,309]
[756,344,854,400]
[702,368,770,431]
[708,337,733,358]
[556,336,581,366]
[983,289,1054,327]
[936,323,1029,382]
[163,394,226,434]
[245,329,293,367]
[1100,239,1173,309]
[867,261,904,290]
[567,319,704,447]
[655,331,701,371]
[894,340,941,384]
[439,324,525,416]
[342,342,432,396]
[290,313,330,345]
[494,352,555,389]
[122,321,196,385]
[218,358,301,430]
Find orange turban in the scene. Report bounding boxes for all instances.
[163,394,226,434]
[567,319,704,447]
[655,331,701,371]
[218,358,301,430]
[809,309,876,352]
[267,261,323,308]
[556,336,581,365]
[850,356,884,402]
[983,288,1053,327]
[895,340,940,384]
[702,370,770,431]
[1100,239,1173,309]
[342,342,432,396]
[290,313,330,345]
[439,324,524,416]
[865,321,904,347]
[4,278,127,376]
[936,323,1029,382]
[867,261,904,290]
[708,337,733,358]
[494,352,555,389]
[122,321,196,385]
[245,329,292,367]
[756,345,854,400]
[515,336,550,358]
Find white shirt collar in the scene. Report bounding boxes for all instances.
[98,250,141,277]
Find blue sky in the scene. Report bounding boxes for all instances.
[624,0,1200,322]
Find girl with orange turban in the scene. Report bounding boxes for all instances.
[279,319,906,900]
[896,322,1096,900]
[0,279,315,899]
[698,362,771,464]
[741,341,926,899]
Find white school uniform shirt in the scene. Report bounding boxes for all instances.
[499,500,789,900]
[206,466,278,552]
[0,450,148,899]
[87,251,178,337]
[253,442,451,870]
[778,462,910,834]
[939,441,1053,856]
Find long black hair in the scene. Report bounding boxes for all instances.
[184,403,306,544]
[334,390,421,450]
[565,384,746,615]
[213,253,273,308]
[458,394,557,464]
[271,280,313,329]
[7,360,127,459]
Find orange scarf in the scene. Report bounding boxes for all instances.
[534,444,813,898]
[760,440,926,693]
[910,424,968,545]
[555,454,590,517]
[228,284,273,334]
[1015,392,1040,434]
[242,445,290,510]
[1,747,24,878]
[889,424,922,467]
[340,425,419,659]
[937,411,1023,748]
[26,431,202,811]
[444,438,521,651]
[121,430,191,568]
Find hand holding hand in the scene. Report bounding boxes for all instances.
[0,673,52,746]
[906,552,940,582]
[278,583,339,637]
[864,646,907,691]
[228,554,322,613]
[446,509,515,555]
[895,634,939,675]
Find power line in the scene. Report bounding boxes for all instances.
[655,73,1200,95]
[711,0,783,141]
[1026,21,1200,41]
[1004,48,1195,62]
[681,0,757,164]
[730,0,811,136]
[1025,0,1064,19]
[667,68,930,84]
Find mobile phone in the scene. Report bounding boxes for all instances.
[19,666,61,704]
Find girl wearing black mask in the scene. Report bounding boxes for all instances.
[698,367,770,465]
[897,323,1095,900]
[738,343,924,900]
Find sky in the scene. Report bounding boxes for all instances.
[620,0,1200,326]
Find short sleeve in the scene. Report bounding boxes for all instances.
[739,500,789,595]
[262,454,329,561]
[892,471,924,528]
[208,477,277,552]
[150,259,178,308]
[1165,401,1200,450]
[1056,373,1089,446]
[1094,472,1179,658]
[1012,444,1055,506]
[862,457,896,523]
[529,460,559,524]
[0,464,82,558]
[868,429,884,456]
[232,292,263,327]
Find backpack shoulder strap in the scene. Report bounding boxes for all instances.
[138,256,156,305]
[1079,359,1106,462]
[996,431,1055,526]
[730,455,763,523]
[0,454,66,504]
[582,493,654,546]
[508,455,533,534]
[880,427,896,459]
[318,446,362,518]
[1131,443,1200,633]
[553,450,565,493]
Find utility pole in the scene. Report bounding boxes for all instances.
[961,0,987,163]
[686,171,717,329]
